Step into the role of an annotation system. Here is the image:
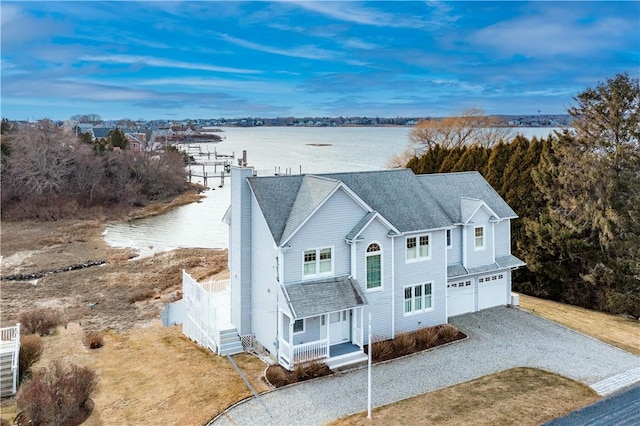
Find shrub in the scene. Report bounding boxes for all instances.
[129,288,155,303]
[415,326,439,350]
[294,360,331,381]
[16,360,98,426]
[438,323,460,342]
[392,332,415,356]
[368,336,394,362]
[18,334,44,382]
[83,331,104,349]
[18,307,64,336]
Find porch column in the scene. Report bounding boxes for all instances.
[288,316,294,364]
[360,307,364,349]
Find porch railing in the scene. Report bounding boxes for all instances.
[201,279,230,294]
[294,339,329,363]
[279,338,330,368]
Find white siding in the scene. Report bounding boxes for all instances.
[230,167,254,336]
[355,218,394,338]
[494,220,511,257]
[250,194,279,354]
[447,226,462,264]
[465,208,494,268]
[283,188,366,283]
[394,229,447,333]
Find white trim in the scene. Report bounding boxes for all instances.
[405,233,432,262]
[390,235,395,339]
[293,318,305,334]
[365,241,383,292]
[349,211,401,241]
[402,282,434,316]
[302,246,335,279]
[280,181,377,247]
[462,198,501,224]
[474,226,486,251]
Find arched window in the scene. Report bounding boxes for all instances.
[366,243,382,290]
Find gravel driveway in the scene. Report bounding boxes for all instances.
[211,307,640,426]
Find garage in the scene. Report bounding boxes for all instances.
[447,279,475,317]
[478,273,508,310]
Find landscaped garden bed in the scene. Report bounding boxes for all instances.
[265,323,466,387]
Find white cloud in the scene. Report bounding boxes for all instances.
[217,33,336,61]
[78,55,261,75]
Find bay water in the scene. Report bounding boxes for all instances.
[103,126,560,255]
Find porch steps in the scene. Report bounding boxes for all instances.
[218,328,243,356]
[326,351,368,371]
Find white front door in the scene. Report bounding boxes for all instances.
[329,311,349,345]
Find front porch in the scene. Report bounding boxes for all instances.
[278,308,367,370]
[278,275,369,370]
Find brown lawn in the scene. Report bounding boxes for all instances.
[330,368,598,426]
[518,293,640,356]
[1,322,270,426]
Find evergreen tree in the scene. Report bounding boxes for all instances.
[484,141,511,190]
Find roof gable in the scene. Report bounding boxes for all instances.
[418,171,517,222]
[460,197,499,224]
[280,176,341,244]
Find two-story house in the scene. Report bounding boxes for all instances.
[226,164,524,370]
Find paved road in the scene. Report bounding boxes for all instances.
[211,307,640,426]
[545,384,640,426]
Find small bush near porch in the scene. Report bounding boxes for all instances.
[266,361,333,388]
[266,324,466,388]
[366,324,465,363]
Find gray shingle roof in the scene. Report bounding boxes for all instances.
[281,275,368,318]
[248,169,516,246]
[280,176,341,244]
[418,171,518,222]
[447,254,526,279]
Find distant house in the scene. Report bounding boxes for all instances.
[125,132,147,152]
[212,165,525,370]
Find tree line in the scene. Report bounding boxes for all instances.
[1,120,188,220]
[405,73,639,317]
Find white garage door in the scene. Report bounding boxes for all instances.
[478,273,508,310]
[447,280,474,317]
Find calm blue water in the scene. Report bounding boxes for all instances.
[103,126,561,255]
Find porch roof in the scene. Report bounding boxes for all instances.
[281,275,368,318]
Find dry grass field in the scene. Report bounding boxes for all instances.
[330,367,599,426]
[518,293,640,356]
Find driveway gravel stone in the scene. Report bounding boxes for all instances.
[210,307,640,426]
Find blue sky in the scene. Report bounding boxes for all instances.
[1,1,638,121]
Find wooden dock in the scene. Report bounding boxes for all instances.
[184,147,235,188]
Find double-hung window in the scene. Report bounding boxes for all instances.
[446,229,452,248]
[406,234,431,261]
[474,226,485,250]
[293,319,304,333]
[303,247,333,277]
[403,283,433,314]
[366,243,382,290]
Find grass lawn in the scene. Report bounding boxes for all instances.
[518,293,640,356]
[0,322,270,425]
[329,368,599,426]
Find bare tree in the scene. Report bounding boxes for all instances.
[408,107,513,155]
[2,120,76,205]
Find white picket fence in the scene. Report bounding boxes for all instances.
[181,271,231,354]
